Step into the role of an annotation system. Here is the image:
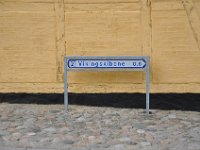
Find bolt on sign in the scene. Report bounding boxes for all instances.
[64,56,150,114]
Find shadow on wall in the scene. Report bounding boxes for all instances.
[0,93,199,112]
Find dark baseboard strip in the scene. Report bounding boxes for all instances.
[0,93,199,112]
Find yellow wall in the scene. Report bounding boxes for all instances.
[0,0,200,93]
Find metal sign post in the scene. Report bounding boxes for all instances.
[64,56,150,114]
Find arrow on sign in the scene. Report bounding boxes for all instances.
[132,59,146,68]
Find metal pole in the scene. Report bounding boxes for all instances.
[146,57,150,114]
[64,57,68,112]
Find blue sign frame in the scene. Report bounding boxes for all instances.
[67,59,146,69]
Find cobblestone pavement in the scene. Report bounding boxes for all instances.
[0,104,200,150]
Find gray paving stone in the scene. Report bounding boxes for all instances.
[0,104,199,150]
[27,149,56,150]
[0,147,26,150]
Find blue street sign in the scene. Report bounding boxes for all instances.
[64,56,150,115]
[68,59,146,69]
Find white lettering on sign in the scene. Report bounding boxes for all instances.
[68,59,146,69]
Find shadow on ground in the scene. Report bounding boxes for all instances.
[0,93,199,112]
